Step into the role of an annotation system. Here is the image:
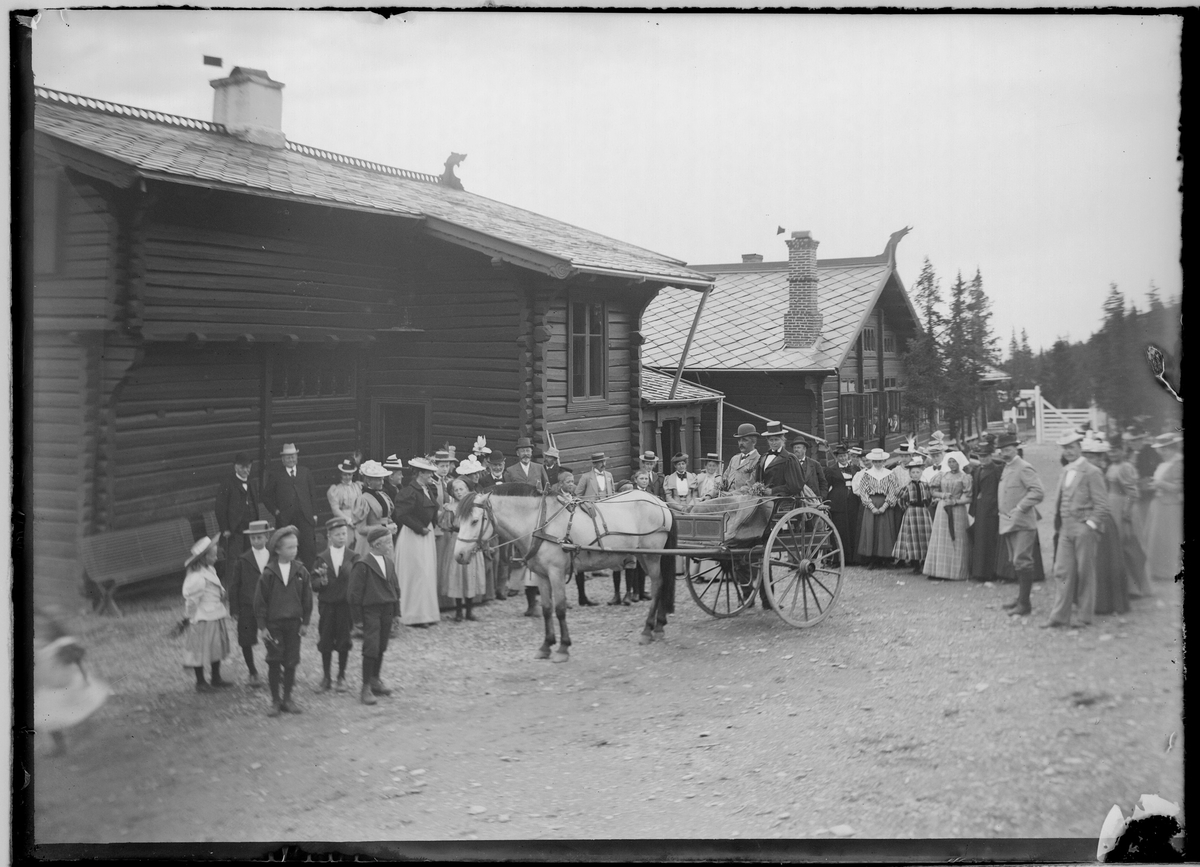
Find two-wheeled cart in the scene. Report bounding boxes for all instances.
[673,499,845,628]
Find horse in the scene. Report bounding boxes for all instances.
[454,483,675,662]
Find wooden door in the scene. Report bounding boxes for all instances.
[374,401,428,462]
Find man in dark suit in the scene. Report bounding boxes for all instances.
[790,438,828,500]
[754,421,806,497]
[505,437,551,492]
[825,443,856,565]
[262,443,320,569]
[215,452,261,579]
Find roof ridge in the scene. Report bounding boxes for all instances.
[36,85,443,186]
[35,85,227,134]
[690,253,890,273]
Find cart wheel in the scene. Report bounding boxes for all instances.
[685,551,758,618]
[762,508,844,627]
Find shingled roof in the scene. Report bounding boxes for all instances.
[641,255,905,372]
[639,368,724,405]
[33,87,713,288]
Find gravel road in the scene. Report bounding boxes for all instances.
[29,445,1184,847]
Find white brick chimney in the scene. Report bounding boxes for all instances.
[211,67,286,148]
[783,230,821,349]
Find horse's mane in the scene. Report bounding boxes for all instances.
[454,483,543,526]
[490,482,542,498]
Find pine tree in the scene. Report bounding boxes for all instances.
[900,258,945,433]
[941,271,974,438]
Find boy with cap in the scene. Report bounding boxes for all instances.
[228,519,274,688]
[314,517,357,692]
[348,525,402,705]
[254,525,314,717]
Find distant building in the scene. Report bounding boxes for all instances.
[642,229,926,458]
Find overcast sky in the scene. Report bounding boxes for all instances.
[31,10,1182,353]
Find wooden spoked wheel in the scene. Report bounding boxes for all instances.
[761,508,844,628]
[685,549,759,617]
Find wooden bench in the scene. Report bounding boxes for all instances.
[80,511,217,616]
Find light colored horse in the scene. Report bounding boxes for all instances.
[454,484,675,662]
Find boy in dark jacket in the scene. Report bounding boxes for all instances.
[347,525,402,706]
[314,517,357,693]
[254,525,313,717]
[227,519,274,688]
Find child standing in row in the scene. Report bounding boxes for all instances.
[254,526,313,717]
[181,536,234,692]
[314,517,356,692]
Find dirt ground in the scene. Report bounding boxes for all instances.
[26,445,1185,850]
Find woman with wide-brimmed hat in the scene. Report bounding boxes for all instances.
[856,448,902,568]
[1143,431,1183,585]
[924,451,974,581]
[181,536,234,692]
[394,457,441,627]
[327,457,363,527]
[1082,436,1128,616]
[351,460,396,558]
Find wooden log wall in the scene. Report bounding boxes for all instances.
[541,290,642,480]
[366,242,525,459]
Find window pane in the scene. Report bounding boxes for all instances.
[572,336,586,396]
[572,302,586,334]
[588,303,603,336]
[589,336,604,396]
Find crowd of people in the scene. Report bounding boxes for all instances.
[186,419,1182,715]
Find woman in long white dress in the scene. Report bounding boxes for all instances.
[440,477,489,621]
[394,457,441,627]
[1144,433,1183,584]
[923,451,974,581]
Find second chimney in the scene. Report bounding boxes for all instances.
[741,253,764,263]
[783,230,821,349]
[211,67,286,148]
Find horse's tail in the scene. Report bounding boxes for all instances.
[665,512,677,550]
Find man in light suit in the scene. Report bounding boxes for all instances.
[996,432,1045,617]
[262,443,320,569]
[1041,431,1109,629]
[722,423,760,492]
[570,452,614,606]
[504,437,551,493]
[215,452,262,579]
[575,452,616,501]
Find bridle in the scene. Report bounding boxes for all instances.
[456,496,499,557]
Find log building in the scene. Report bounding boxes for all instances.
[642,229,926,458]
[27,69,713,607]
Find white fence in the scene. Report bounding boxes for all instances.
[1032,385,1107,443]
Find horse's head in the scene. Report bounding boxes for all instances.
[453,491,494,563]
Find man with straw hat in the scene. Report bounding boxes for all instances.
[253,525,314,716]
[1041,430,1109,630]
[541,433,564,483]
[262,443,320,569]
[754,421,807,497]
[228,519,275,688]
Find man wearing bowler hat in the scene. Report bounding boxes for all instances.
[723,423,761,492]
[505,436,551,492]
[215,452,262,578]
[262,443,320,569]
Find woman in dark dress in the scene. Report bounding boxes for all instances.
[1084,437,1128,616]
[969,440,1004,582]
[825,444,857,565]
